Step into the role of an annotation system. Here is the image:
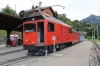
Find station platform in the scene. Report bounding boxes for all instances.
[11,41,93,66]
[0,44,6,49]
[0,44,23,54]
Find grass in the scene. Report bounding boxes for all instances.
[88,39,100,42]
[0,30,7,36]
[0,30,7,37]
[92,39,100,42]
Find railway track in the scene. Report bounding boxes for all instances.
[93,41,100,59]
[0,49,24,56]
[0,55,36,66]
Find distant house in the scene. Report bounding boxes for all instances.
[30,6,55,17]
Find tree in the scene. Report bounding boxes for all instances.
[19,5,35,18]
[1,5,18,17]
[31,5,34,10]
[54,11,59,19]
[23,10,32,17]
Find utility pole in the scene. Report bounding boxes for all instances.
[97,25,99,39]
[92,30,93,40]
[94,29,95,39]
[15,4,16,16]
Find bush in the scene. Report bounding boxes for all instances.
[85,35,91,40]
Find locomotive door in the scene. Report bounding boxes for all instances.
[37,22,44,45]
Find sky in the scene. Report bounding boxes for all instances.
[0,0,100,20]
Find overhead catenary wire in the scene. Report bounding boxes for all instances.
[0,2,6,5]
[31,0,39,4]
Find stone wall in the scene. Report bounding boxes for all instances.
[0,37,6,45]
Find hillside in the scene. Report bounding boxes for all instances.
[81,14,100,25]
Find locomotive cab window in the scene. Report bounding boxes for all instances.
[69,28,72,33]
[48,22,54,32]
[24,23,36,32]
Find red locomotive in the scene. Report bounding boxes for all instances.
[23,6,80,55]
[23,15,80,55]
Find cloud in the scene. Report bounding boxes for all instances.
[0,0,100,20]
[65,0,100,20]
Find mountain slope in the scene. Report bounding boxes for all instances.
[81,14,100,24]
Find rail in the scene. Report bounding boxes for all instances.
[93,41,100,59]
[0,49,24,56]
[0,55,36,66]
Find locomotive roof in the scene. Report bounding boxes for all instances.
[24,14,71,27]
[42,15,71,27]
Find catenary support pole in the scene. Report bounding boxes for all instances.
[94,29,95,39]
[97,25,98,39]
[92,30,93,40]
[39,2,42,14]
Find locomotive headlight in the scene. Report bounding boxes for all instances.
[32,18,34,20]
[32,41,34,44]
[26,39,29,42]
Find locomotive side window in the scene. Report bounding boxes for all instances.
[24,23,36,32]
[48,22,54,32]
[69,28,72,33]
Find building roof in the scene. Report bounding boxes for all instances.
[0,13,23,31]
[35,6,52,10]
[34,6,56,17]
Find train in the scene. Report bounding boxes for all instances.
[23,14,84,55]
